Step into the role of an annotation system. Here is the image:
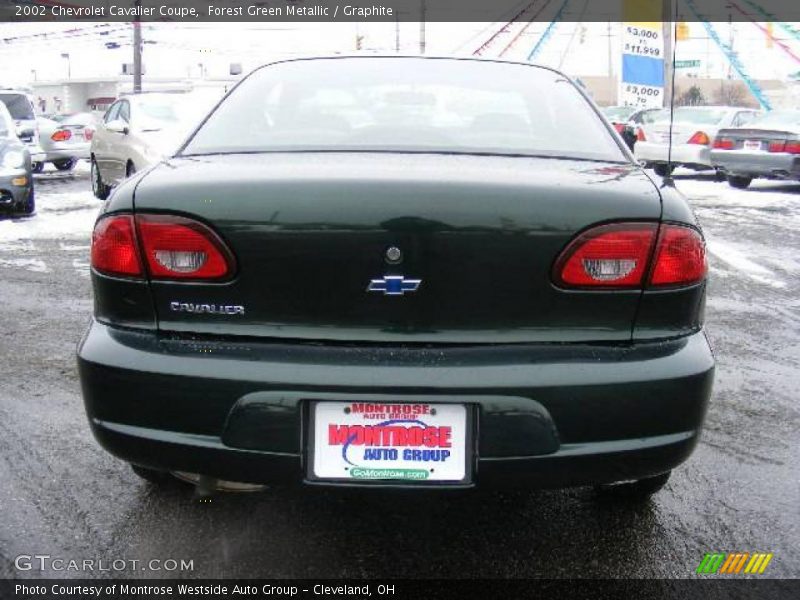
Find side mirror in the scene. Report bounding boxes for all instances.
[106,119,129,135]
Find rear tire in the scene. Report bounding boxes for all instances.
[91,158,110,200]
[653,163,674,177]
[21,187,35,215]
[53,158,77,171]
[728,175,752,189]
[130,464,172,485]
[594,471,671,500]
[31,161,44,174]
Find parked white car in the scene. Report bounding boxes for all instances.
[36,112,97,172]
[90,92,217,199]
[634,106,762,177]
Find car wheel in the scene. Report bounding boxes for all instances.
[31,161,44,174]
[594,471,671,500]
[91,158,110,200]
[130,463,172,485]
[714,169,727,182]
[53,158,77,171]
[19,187,35,215]
[653,163,674,177]
[728,175,752,189]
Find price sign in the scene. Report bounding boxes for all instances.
[620,19,665,109]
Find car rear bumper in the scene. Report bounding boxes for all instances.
[77,320,715,489]
[710,149,800,179]
[635,142,712,168]
[44,143,90,162]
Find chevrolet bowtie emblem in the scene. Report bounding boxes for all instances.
[366,275,422,296]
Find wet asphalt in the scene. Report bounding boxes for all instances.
[0,165,797,580]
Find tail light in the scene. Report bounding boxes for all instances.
[649,225,707,286]
[688,131,711,146]
[636,127,647,142]
[713,137,734,150]
[554,223,706,289]
[51,129,72,142]
[91,213,235,281]
[768,139,800,154]
[91,215,142,277]
[84,128,94,141]
[613,123,625,134]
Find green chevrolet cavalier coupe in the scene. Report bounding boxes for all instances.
[78,56,714,497]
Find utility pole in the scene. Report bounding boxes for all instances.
[133,0,142,93]
[662,0,674,107]
[419,0,426,54]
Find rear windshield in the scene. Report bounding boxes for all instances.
[183,58,625,162]
[671,107,728,125]
[0,93,35,120]
[749,110,800,129]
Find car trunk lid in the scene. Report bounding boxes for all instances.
[133,152,662,343]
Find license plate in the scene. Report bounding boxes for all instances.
[309,401,469,483]
[744,140,762,151]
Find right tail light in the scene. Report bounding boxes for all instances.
[554,222,706,289]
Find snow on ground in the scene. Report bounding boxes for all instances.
[0,162,98,276]
[672,169,799,291]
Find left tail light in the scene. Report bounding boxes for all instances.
[636,127,647,142]
[51,129,72,142]
[688,131,711,146]
[91,213,236,281]
[553,222,706,289]
[91,215,142,277]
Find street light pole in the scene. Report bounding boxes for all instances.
[133,0,143,93]
[61,53,71,79]
[419,0,426,54]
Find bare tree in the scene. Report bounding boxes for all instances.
[676,85,707,106]
[712,82,750,106]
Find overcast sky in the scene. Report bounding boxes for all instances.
[1,21,799,85]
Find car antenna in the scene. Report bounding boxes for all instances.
[663,7,679,188]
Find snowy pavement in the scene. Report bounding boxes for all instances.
[0,163,797,579]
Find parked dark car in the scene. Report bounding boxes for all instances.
[78,57,714,497]
[711,110,800,189]
[0,100,34,215]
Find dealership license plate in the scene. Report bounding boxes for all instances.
[744,140,763,151]
[310,401,468,482]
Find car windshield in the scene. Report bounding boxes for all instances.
[132,94,215,132]
[0,103,13,137]
[749,110,800,129]
[0,93,34,120]
[671,107,728,125]
[183,58,626,162]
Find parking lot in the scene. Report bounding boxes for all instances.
[0,163,797,579]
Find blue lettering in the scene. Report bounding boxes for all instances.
[402,449,451,462]
[363,448,398,460]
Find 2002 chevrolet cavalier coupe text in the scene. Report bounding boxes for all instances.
[77,56,714,497]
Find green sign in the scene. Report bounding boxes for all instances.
[675,60,701,68]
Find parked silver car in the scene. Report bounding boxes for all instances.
[90,92,217,199]
[0,89,45,166]
[36,112,97,172]
[634,106,762,177]
[710,110,800,189]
